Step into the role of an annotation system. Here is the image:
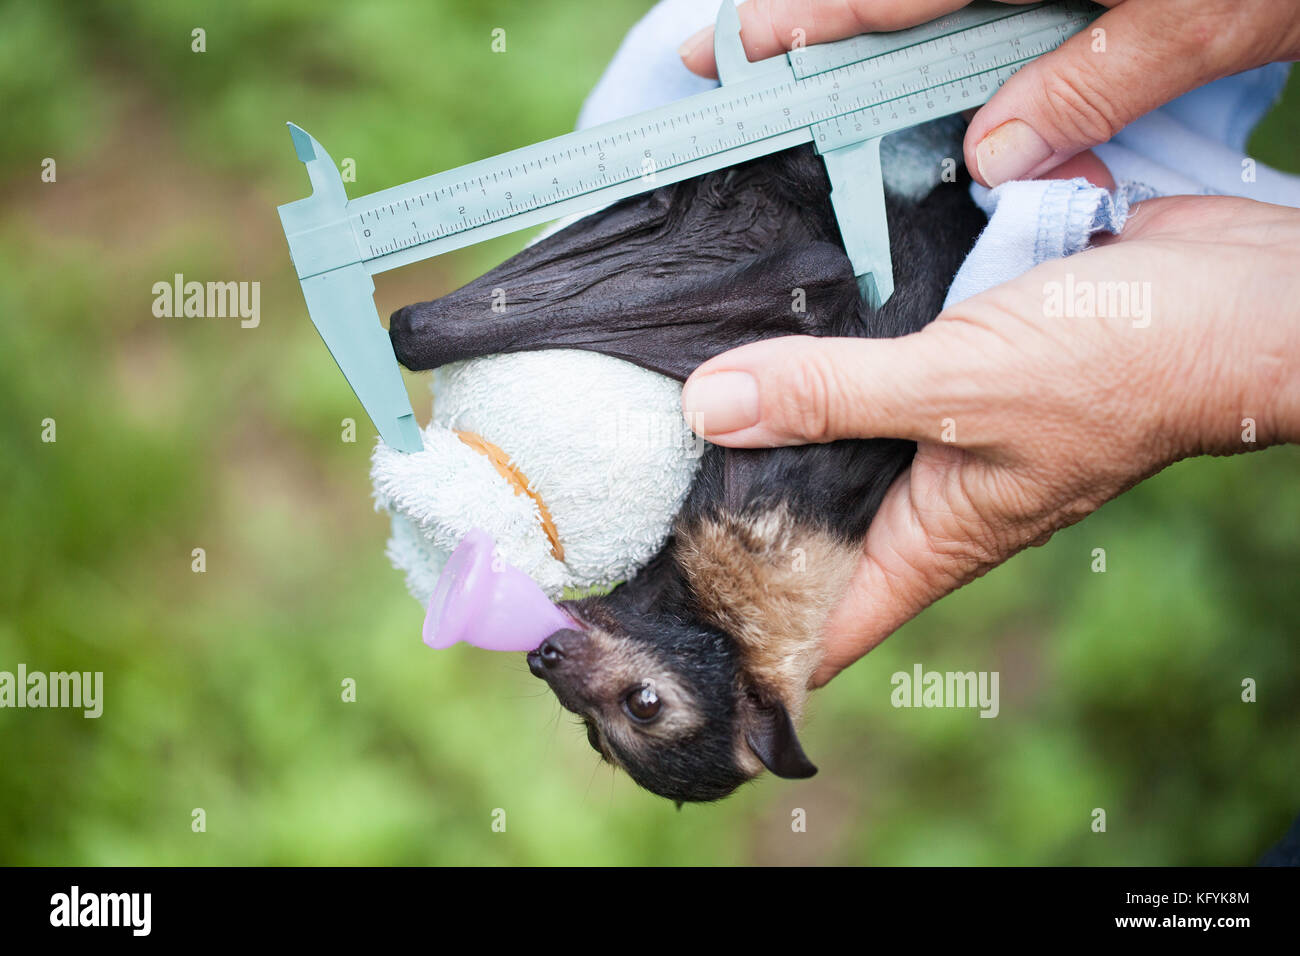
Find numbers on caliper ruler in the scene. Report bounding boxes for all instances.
[812,16,1088,150]
[348,1,1094,262]
[789,0,1087,77]
[347,88,810,260]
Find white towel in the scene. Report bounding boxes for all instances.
[372,349,703,604]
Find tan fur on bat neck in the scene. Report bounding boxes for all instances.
[675,504,858,722]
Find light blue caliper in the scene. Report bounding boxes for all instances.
[279,0,1100,453]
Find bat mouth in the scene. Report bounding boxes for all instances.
[524,648,548,678]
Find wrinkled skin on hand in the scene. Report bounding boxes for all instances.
[681,196,1300,683]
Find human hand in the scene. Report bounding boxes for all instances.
[679,0,1300,186]
[678,196,1300,685]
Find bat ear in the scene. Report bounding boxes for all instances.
[741,691,818,780]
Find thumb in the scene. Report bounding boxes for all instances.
[679,0,972,79]
[680,333,956,446]
[965,0,1239,187]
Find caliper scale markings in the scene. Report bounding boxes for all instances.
[348,2,1093,267]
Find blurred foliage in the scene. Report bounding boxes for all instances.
[0,0,1297,865]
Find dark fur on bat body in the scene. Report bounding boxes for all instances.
[390,144,986,802]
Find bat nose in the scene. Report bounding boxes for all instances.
[527,628,584,676]
[526,640,562,677]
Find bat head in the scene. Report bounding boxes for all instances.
[526,587,817,804]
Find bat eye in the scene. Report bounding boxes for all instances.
[624,684,662,722]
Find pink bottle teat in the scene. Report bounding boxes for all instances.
[423,528,575,652]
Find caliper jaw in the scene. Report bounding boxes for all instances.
[278,123,424,453]
[819,136,892,309]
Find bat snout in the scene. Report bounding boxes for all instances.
[526,628,597,713]
[526,627,588,675]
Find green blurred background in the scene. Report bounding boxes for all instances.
[1,0,1297,865]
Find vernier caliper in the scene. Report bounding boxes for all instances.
[279,0,1099,452]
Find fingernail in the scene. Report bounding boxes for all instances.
[678,25,712,59]
[682,371,759,436]
[975,119,1054,187]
